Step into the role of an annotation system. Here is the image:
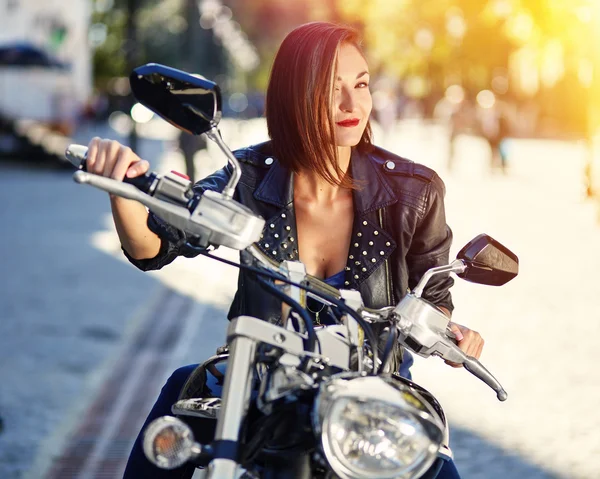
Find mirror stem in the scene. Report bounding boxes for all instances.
[413,260,467,298]
[205,126,242,200]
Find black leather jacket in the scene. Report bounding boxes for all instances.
[126,141,454,326]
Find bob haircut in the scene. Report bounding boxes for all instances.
[265,22,373,189]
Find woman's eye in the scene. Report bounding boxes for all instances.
[356,82,369,88]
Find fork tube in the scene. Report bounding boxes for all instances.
[206,335,256,479]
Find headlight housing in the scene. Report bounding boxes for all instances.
[314,375,444,479]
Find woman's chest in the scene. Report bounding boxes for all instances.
[294,199,353,279]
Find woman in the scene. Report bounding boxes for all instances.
[86,21,481,479]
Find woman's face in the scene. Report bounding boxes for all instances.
[332,43,372,147]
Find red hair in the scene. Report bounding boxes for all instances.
[265,22,373,188]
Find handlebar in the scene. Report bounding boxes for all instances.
[66,143,508,399]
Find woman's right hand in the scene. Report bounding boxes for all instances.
[86,138,162,260]
[86,137,150,181]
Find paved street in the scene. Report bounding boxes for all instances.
[1,117,599,478]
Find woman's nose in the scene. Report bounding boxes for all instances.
[338,88,355,112]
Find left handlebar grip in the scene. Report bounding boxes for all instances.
[65,144,157,194]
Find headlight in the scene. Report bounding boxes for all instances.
[314,376,444,479]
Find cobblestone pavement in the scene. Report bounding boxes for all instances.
[1,118,599,478]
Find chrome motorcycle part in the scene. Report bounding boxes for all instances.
[72,168,264,250]
[206,333,256,479]
[412,259,466,298]
[172,398,221,419]
[314,375,444,479]
[394,294,508,401]
[142,416,203,469]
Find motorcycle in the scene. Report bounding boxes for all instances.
[65,64,518,479]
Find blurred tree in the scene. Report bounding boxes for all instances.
[222,0,338,90]
[91,0,226,90]
[334,0,596,134]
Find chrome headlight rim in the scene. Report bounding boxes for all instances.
[314,375,445,479]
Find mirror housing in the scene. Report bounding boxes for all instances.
[129,63,221,135]
[456,234,518,286]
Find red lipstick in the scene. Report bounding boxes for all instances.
[336,118,360,127]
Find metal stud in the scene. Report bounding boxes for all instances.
[265,157,274,165]
[265,243,270,248]
[380,251,385,256]
[285,226,291,231]
[362,221,368,226]
[385,160,396,170]
[355,261,361,265]
[289,254,294,259]
[357,232,363,237]
[354,275,359,279]
[345,266,351,271]
[371,258,377,263]
[270,224,275,228]
[362,251,367,256]
[368,241,374,246]
[293,249,298,254]
[354,243,359,247]
[281,213,286,218]
[260,234,264,239]
[374,231,379,236]
[362,267,367,272]
[274,234,279,239]
[282,243,288,249]
[349,255,354,260]
[272,251,277,255]
[386,242,391,247]
[345,281,350,286]
[289,237,295,242]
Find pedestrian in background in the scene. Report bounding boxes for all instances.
[478,102,510,174]
[178,130,207,183]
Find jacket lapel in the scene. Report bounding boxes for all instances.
[253,159,299,262]
[252,147,398,288]
[344,150,398,288]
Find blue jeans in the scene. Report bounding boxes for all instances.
[123,359,460,479]
[123,365,198,479]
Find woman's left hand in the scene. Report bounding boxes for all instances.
[445,322,484,368]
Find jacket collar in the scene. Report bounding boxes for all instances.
[253,146,398,214]
[253,159,294,207]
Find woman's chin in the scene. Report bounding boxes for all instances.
[336,134,363,148]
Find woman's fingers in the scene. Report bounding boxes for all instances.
[102,140,122,178]
[111,145,140,181]
[126,158,149,178]
[93,139,111,175]
[86,137,101,172]
[85,138,147,181]
[445,322,485,368]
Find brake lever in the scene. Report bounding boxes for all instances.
[394,293,508,401]
[436,339,508,401]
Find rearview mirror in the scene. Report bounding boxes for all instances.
[129,63,222,135]
[456,234,518,286]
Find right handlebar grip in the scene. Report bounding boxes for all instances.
[65,144,156,194]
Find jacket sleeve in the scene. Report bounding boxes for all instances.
[123,163,234,271]
[405,174,454,313]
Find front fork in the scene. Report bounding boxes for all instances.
[206,334,256,479]
[205,315,318,478]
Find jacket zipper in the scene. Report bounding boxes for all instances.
[378,208,393,306]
